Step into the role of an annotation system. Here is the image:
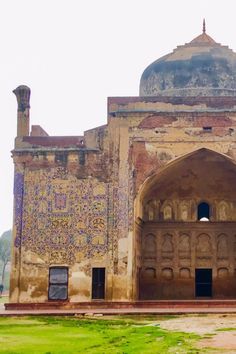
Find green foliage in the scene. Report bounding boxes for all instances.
[0,230,11,263]
[0,316,200,354]
[0,296,8,303]
[0,229,11,289]
[2,270,10,291]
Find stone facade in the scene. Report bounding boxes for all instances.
[9,29,236,303]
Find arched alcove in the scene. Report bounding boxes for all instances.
[135,148,236,300]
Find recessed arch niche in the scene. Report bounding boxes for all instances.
[143,233,156,259]
[135,148,236,300]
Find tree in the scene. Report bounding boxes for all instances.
[0,230,11,290]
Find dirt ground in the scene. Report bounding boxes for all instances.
[159,314,236,352]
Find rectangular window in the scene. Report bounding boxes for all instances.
[48,267,68,301]
[92,268,105,300]
[55,152,68,164]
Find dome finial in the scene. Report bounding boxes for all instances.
[203,18,206,33]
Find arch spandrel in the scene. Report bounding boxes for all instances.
[135,148,236,221]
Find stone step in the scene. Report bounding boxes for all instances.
[5,299,236,311]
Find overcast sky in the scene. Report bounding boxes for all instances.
[1,0,236,234]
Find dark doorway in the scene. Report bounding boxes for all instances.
[197,202,210,221]
[195,269,212,297]
[92,268,105,300]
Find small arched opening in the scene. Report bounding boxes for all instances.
[198,202,210,221]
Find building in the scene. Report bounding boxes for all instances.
[9,23,236,304]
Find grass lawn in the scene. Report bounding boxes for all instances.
[0,315,201,354]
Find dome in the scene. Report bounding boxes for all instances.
[140,23,236,97]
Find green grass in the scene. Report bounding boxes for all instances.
[107,314,179,322]
[0,316,201,354]
[216,327,236,332]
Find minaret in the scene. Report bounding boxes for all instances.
[13,85,31,137]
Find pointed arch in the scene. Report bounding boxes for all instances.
[135,148,236,220]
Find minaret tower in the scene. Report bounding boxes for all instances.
[13,85,31,137]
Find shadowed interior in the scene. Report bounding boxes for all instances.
[136,149,236,299]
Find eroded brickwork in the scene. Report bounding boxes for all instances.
[10,29,236,304]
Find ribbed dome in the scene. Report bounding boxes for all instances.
[140,26,236,97]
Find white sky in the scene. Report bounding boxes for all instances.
[1,0,236,234]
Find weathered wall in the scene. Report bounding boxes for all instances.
[10,95,236,303]
[140,222,236,299]
[10,149,112,303]
[109,98,236,299]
